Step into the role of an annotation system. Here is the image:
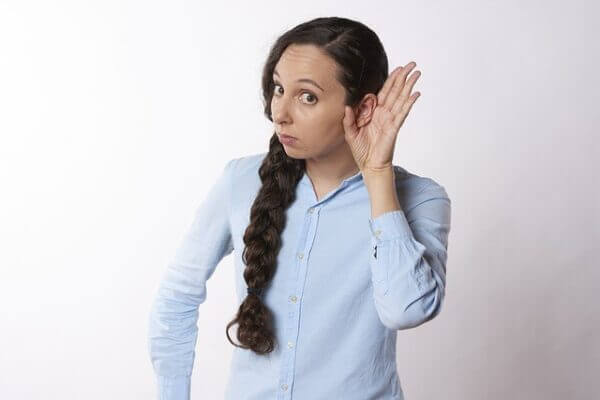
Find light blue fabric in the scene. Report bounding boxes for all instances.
[148,151,452,400]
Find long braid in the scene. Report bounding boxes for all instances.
[225,134,304,353]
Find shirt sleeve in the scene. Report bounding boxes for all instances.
[147,158,238,400]
[368,183,451,330]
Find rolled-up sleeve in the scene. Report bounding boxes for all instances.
[368,183,451,331]
[147,158,238,399]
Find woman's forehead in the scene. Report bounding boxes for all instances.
[274,45,339,88]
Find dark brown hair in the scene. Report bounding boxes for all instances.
[225,16,389,354]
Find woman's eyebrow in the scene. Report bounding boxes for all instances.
[273,69,325,92]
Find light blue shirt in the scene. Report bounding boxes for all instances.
[148,151,452,399]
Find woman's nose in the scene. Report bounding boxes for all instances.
[272,97,291,124]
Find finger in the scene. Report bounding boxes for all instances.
[392,91,420,128]
[384,62,417,112]
[390,69,421,116]
[377,66,403,108]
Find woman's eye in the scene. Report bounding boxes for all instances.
[272,83,317,105]
[300,92,317,104]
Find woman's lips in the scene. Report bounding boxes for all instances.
[278,134,298,145]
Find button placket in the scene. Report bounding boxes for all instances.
[278,205,320,399]
[370,228,389,295]
[372,229,382,259]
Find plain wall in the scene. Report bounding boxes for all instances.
[0,0,597,398]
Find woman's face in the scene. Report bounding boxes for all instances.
[271,43,349,159]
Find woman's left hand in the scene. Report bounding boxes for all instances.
[342,61,421,173]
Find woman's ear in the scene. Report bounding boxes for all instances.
[354,93,377,129]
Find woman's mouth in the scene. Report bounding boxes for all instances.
[278,134,298,146]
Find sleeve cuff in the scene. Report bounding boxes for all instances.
[156,375,191,400]
[368,209,412,242]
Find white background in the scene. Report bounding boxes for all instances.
[1,1,598,399]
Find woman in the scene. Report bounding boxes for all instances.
[148,16,451,400]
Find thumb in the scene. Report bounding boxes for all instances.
[342,106,358,139]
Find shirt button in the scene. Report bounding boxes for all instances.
[374,229,382,237]
[298,252,304,259]
[287,341,294,348]
[308,208,314,214]
[289,295,297,302]
[281,383,288,391]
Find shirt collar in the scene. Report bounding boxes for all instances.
[300,169,364,187]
